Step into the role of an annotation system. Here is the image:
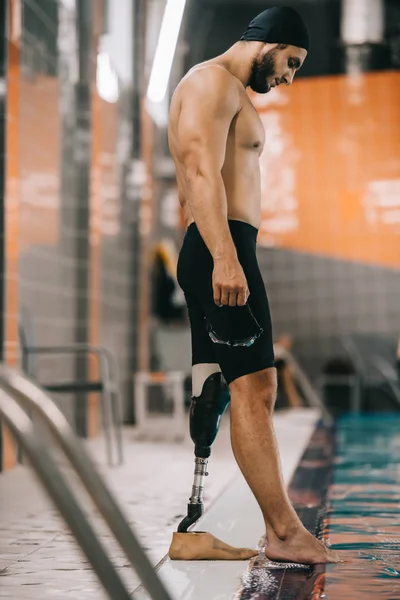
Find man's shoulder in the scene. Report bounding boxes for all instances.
[177,63,240,98]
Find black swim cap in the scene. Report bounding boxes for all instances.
[240,6,309,51]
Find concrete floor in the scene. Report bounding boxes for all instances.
[0,409,318,599]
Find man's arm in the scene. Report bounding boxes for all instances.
[176,66,248,306]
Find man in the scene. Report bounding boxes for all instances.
[168,7,340,564]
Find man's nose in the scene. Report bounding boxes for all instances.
[282,71,295,85]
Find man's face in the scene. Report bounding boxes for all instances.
[248,44,307,94]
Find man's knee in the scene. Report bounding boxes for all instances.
[229,367,277,411]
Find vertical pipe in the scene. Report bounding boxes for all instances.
[137,98,154,374]
[74,0,93,436]
[341,0,386,73]
[137,0,156,375]
[88,0,103,438]
[127,0,147,422]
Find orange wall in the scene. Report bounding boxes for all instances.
[2,0,21,470]
[19,76,60,249]
[251,71,400,268]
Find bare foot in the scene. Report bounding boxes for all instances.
[168,532,258,561]
[265,525,341,565]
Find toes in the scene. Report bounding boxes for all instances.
[326,551,341,563]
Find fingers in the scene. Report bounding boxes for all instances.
[213,284,249,307]
[212,261,249,307]
[228,292,237,307]
[237,287,248,307]
[213,284,222,306]
[220,287,230,307]
[214,286,235,306]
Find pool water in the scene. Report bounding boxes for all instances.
[321,414,400,599]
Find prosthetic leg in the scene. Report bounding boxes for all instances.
[177,365,229,533]
[169,364,258,561]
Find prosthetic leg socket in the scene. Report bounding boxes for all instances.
[177,372,229,533]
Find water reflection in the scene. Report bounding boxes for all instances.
[321,415,400,600]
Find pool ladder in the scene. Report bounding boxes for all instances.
[0,364,173,600]
[274,346,333,424]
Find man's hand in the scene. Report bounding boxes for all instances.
[212,257,250,307]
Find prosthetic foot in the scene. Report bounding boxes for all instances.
[169,532,258,561]
[177,366,229,533]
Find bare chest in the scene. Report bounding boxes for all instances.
[228,97,265,155]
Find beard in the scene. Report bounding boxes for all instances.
[247,48,278,94]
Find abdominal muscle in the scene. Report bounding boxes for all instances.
[222,149,262,229]
[177,151,262,230]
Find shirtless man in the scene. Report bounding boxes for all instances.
[168,7,339,564]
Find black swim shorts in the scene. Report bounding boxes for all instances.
[177,219,275,385]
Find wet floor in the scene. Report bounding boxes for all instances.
[321,414,400,600]
[237,415,400,599]
[237,423,334,599]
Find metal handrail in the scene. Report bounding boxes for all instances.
[24,343,123,466]
[0,365,173,600]
[274,346,333,423]
[340,335,400,412]
[340,335,369,378]
[0,391,132,600]
[372,354,400,408]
